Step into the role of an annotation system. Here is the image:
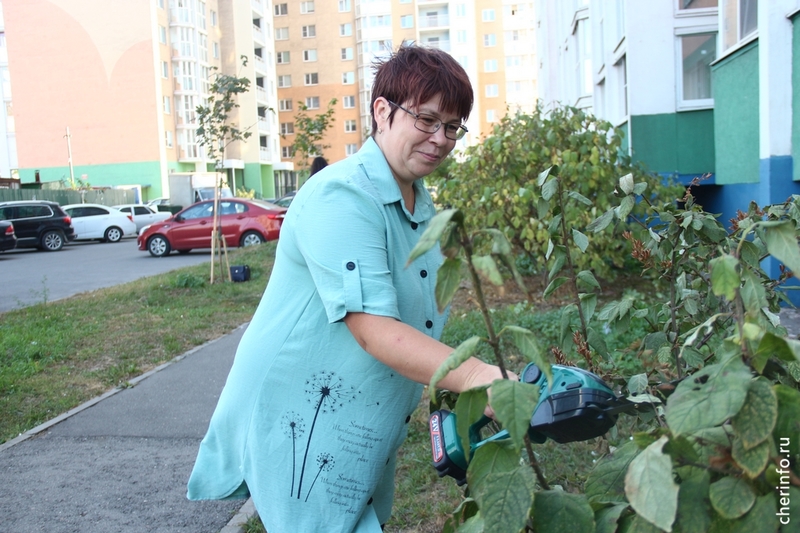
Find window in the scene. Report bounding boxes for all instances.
[342,71,355,84]
[484,34,496,46]
[165,130,173,148]
[340,23,352,36]
[679,33,716,105]
[482,9,495,21]
[281,146,292,158]
[305,72,319,85]
[158,0,165,8]
[616,54,628,117]
[279,99,293,112]
[722,0,757,50]
[346,143,358,156]
[484,59,498,72]
[400,0,411,3]
[345,120,357,132]
[456,4,467,16]
[161,61,169,78]
[159,25,167,44]
[300,1,315,14]
[302,25,316,38]
[304,49,317,62]
[276,51,290,64]
[305,96,320,109]
[213,42,219,58]
[485,84,499,97]
[343,95,356,108]
[278,75,291,88]
[339,0,351,12]
[210,10,217,26]
[275,27,289,40]
[341,47,353,60]
[506,55,524,67]
[280,122,294,135]
[163,96,171,114]
[401,15,414,28]
[486,109,496,122]
[274,3,288,15]
[678,0,718,9]
[456,30,467,43]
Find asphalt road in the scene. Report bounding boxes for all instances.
[0,238,214,313]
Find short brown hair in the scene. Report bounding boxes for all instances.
[370,44,473,137]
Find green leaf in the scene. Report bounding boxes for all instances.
[586,327,610,359]
[615,196,635,220]
[482,228,513,255]
[490,380,540,451]
[708,476,755,519]
[572,229,589,253]
[542,177,559,201]
[568,190,593,206]
[594,504,628,533]
[544,277,569,299]
[674,467,711,533]
[430,336,481,394]
[729,494,780,533]
[407,209,462,265]
[763,221,800,275]
[473,468,535,533]
[625,436,678,532]
[665,356,752,436]
[434,257,463,313]
[754,333,800,371]
[471,255,504,286]
[709,255,740,302]
[731,377,778,450]
[619,173,634,195]
[585,440,640,504]
[455,387,489,465]
[537,165,555,186]
[531,490,595,533]
[467,440,520,490]
[773,384,800,460]
[501,325,552,385]
[579,293,597,323]
[731,435,770,478]
[576,270,601,290]
[587,209,615,233]
[628,374,648,395]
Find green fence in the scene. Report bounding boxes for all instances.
[0,188,135,206]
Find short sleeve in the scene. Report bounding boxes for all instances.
[290,178,400,324]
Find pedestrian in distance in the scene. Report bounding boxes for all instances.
[309,156,328,177]
[187,44,514,533]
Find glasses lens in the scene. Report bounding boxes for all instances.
[414,114,440,133]
[444,124,466,140]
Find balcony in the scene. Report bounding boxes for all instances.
[259,146,272,163]
[256,86,268,103]
[251,0,263,16]
[254,54,268,73]
[421,39,450,52]
[252,24,265,45]
[418,13,449,29]
[258,116,270,133]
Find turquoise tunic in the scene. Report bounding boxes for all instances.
[187,138,447,532]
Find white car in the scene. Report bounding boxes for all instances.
[62,204,138,243]
[113,204,172,233]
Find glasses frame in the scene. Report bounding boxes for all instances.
[386,100,468,141]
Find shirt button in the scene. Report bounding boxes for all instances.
[425,320,433,328]
[410,222,418,230]
[368,497,374,505]
[420,270,427,278]
[346,261,355,271]
[405,415,411,423]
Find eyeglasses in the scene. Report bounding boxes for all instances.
[387,100,468,141]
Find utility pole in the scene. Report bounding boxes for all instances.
[64,126,75,188]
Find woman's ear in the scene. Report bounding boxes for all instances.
[373,97,391,131]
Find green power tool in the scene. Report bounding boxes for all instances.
[429,363,650,485]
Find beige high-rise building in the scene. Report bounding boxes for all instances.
[272,0,537,192]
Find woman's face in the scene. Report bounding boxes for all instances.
[374,94,460,187]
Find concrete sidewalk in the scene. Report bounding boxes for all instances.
[0,324,254,533]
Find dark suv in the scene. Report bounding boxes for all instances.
[0,201,76,251]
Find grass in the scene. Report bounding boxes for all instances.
[2,242,646,532]
[0,243,276,444]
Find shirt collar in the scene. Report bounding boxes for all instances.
[356,137,436,223]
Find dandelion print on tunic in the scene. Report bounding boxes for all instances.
[281,411,306,497]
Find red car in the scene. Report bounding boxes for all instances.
[137,198,287,257]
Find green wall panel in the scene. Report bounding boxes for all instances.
[793,14,800,182]
[629,111,715,176]
[712,41,760,184]
[242,163,276,199]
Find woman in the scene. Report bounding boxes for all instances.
[309,156,328,176]
[187,45,510,532]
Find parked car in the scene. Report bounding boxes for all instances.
[137,198,287,257]
[113,204,172,233]
[0,220,17,252]
[0,200,76,251]
[273,191,296,208]
[62,204,137,243]
[146,197,170,208]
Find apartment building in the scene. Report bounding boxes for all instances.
[0,2,16,181]
[537,0,800,292]
[272,0,538,192]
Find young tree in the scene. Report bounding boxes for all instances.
[285,98,337,176]
[195,56,253,282]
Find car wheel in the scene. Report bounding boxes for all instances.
[41,230,65,251]
[177,249,192,254]
[104,226,123,243]
[240,231,265,247]
[147,235,171,257]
